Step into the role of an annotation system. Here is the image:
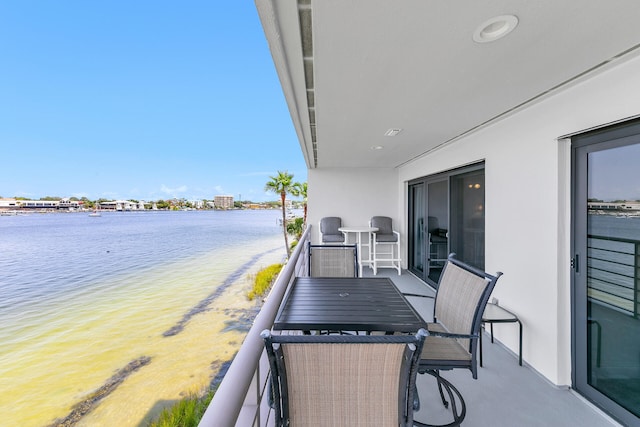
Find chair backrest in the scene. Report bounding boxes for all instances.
[370,216,393,235]
[308,243,358,277]
[320,216,342,235]
[262,329,427,427]
[434,254,503,352]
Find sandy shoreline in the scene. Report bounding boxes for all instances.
[69,246,284,427]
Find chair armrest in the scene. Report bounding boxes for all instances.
[402,293,435,299]
[427,330,479,340]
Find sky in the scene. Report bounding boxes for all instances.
[589,143,640,202]
[0,1,307,202]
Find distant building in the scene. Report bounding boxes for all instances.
[13,198,82,210]
[58,198,83,210]
[0,198,19,210]
[98,200,143,211]
[588,201,640,211]
[214,195,234,209]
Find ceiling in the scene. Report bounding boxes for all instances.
[256,0,640,169]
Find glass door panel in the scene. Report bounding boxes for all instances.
[586,145,640,418]
[427,180,448,283]
[573,122,640,425]
[450,170,485,269]
[408,183,425,279]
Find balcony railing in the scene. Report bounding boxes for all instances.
[587,234,640,317]
[198,226,311,427]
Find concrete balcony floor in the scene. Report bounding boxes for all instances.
[364,268,621,427]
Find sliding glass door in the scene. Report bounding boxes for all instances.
[408,163,485,287]
[572,120,640,426]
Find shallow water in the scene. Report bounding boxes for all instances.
[0,210,287,426]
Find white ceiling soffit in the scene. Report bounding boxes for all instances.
[256,0,640,169]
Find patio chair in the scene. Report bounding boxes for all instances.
[405,253,503,427]
[262,328,428,427]
[308,243,358,278]
[370,216,401,275]
[319,216,345,243]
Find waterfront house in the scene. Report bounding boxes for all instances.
[0,198,19,211]
[200,2,640,425]
[98,200,146,211]
[2,198,83,211]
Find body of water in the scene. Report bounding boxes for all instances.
[0,210,287,427]
[589,213,640,240]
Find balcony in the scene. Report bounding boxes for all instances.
[199,226,620,427]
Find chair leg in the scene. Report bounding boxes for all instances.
[436,374,449,408]
[414,370,467,427]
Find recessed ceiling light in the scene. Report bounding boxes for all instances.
[371,145,384,150]
[473,15,518,43]
[384,128,403,137]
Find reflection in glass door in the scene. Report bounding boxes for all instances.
[573,121,640,425]
[451,170,485,270]
[409,183,425,278]
[408,163,484,287]
[427,180,448,283]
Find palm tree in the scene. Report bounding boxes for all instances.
[265,171,295,258]
[291,181,308,227]
[286,217,304,240]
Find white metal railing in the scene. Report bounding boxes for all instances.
[198,226,311,427]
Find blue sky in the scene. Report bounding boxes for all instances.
[0,2,306,202]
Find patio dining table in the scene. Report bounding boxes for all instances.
[273,276,427,333]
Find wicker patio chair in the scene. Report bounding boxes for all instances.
[262,329,427,427]
[405,253,503,427]
[308,242,358,278]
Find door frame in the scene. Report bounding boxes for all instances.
[571,118,640,426]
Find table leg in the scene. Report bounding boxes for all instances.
[518,320,523,366]
[479,324,484,367]
[357,232,363,277]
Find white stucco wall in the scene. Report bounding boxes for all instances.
[398,51,640,386]
[307,168,399,244]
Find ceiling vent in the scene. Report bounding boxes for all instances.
[384,128,403,137]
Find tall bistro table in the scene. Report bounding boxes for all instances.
[338,226,378,277]
[273,277,427,333]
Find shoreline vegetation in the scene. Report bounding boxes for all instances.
[247,263,284,301]
[147,263,284,427]
[147,390,216,427]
